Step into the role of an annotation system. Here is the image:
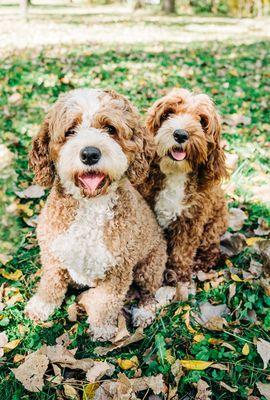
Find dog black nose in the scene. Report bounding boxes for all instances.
[80,146,101,165]
[173,129,189,144]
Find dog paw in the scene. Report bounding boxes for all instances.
[132,306,155,328]
[25,295,56,322]
[88,320,118,342]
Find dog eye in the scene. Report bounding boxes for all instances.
[105,125,117,135]
[161,112,171,121]
[65,128,75,138]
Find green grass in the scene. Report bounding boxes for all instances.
[0,16,270,400]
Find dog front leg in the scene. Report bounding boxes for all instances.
[79,266,133,341]
[25,261,70,322]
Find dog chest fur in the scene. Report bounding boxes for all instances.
[154,173,187,228]
[50,191,118,286]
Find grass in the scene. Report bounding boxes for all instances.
[0,8,270,400]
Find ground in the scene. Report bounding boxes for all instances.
[0,4,270,400]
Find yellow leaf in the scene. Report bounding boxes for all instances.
[179,360,213,370]
[174,306,183,316]
[208,338,223,345]
[246,237,264,246]
[204,282,210,292]
[4,339,21,353]
[13,354,25,363]
[242,343,250,355]
[83,383,99,400]
[194,334,205,343]
[117,356,139,370]
[165,349,176,364]
[182,306,197,334]
[231,274,243,282]
[225,259,233,268]
[0,269,23,281]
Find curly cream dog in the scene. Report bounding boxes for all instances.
[138,88,228,283]
[25,88,167,340]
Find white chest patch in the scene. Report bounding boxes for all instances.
[50,192,118,286]
[155,173,187,228]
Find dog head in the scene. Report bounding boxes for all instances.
[146,88,227,187]
[29,88,152,198]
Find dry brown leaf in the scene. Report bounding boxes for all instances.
[86,361,115,382]
[228,283,236,303]
[95,328,144,356]
[255,240,270,272]
[171,359,184,385]
[63,384,79,399]
[220,382,238,392]
[155,286,176,306]
[204,316,227,331]
[249,259,263,278]
[256,382,270,400]
[197,270,218,282]
[112,314,130,343]
[220,232,246,257]
[254,218,270,236]
[195,379,211,400]
[0,332,8,358]
[196,301,229,326]
[11,348,49,392]
[210,363,229,371]
[67,303,77,322]
[46,344,93,371]
[256,338,270,369]
[15,184,45,199]
[118,373,165,394]
[260,277,270,296]
[228,208,247,231]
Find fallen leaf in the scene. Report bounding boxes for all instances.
[260,277,270,296]
[13,354,25,363]
[11,348,49,392]
[0,332,8,357]
[112,314,130,343]
[196,301,229,327]
[4,339,21,353]
[231,273,243,282]
[46,344,93,371]
[195,379,211,400]
[193,334,205,343]
[220,232,246,257]
[95,327,144,356]
[121,373,165,394]
[254,218,270,236]
[15,184,45,199]
[223,113,251,126]
[204,316,227,331]
[0,254,13,265]
[256,338,270,369]
[228,283,236,303]
[86,361,115,382]
[249,259,263,278]
[83,383,99,400]
[254,240,270,272]
[246,237,264,246]
[117,356,139,370]
[256,382,270,400]
[210,363,229,371]
[67,303,77,322]
[155,286,176,306]
[220,382,238,392]
[179,360,213,370]
[242,343,250,356]
[228,208,247,231]
[0,269,23,280]
[64,384,79,399]
[197,270,218,282]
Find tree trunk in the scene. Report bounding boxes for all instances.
[162,0,176,13]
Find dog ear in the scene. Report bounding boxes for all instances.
[126,124,155,186]
[196,94,228,187]
[29,118,55,187]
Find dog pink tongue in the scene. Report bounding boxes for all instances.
[171,149,186,161]
[79,173,105,194]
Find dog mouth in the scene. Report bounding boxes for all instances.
[168,146,187,161]
[77,172,109,196]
